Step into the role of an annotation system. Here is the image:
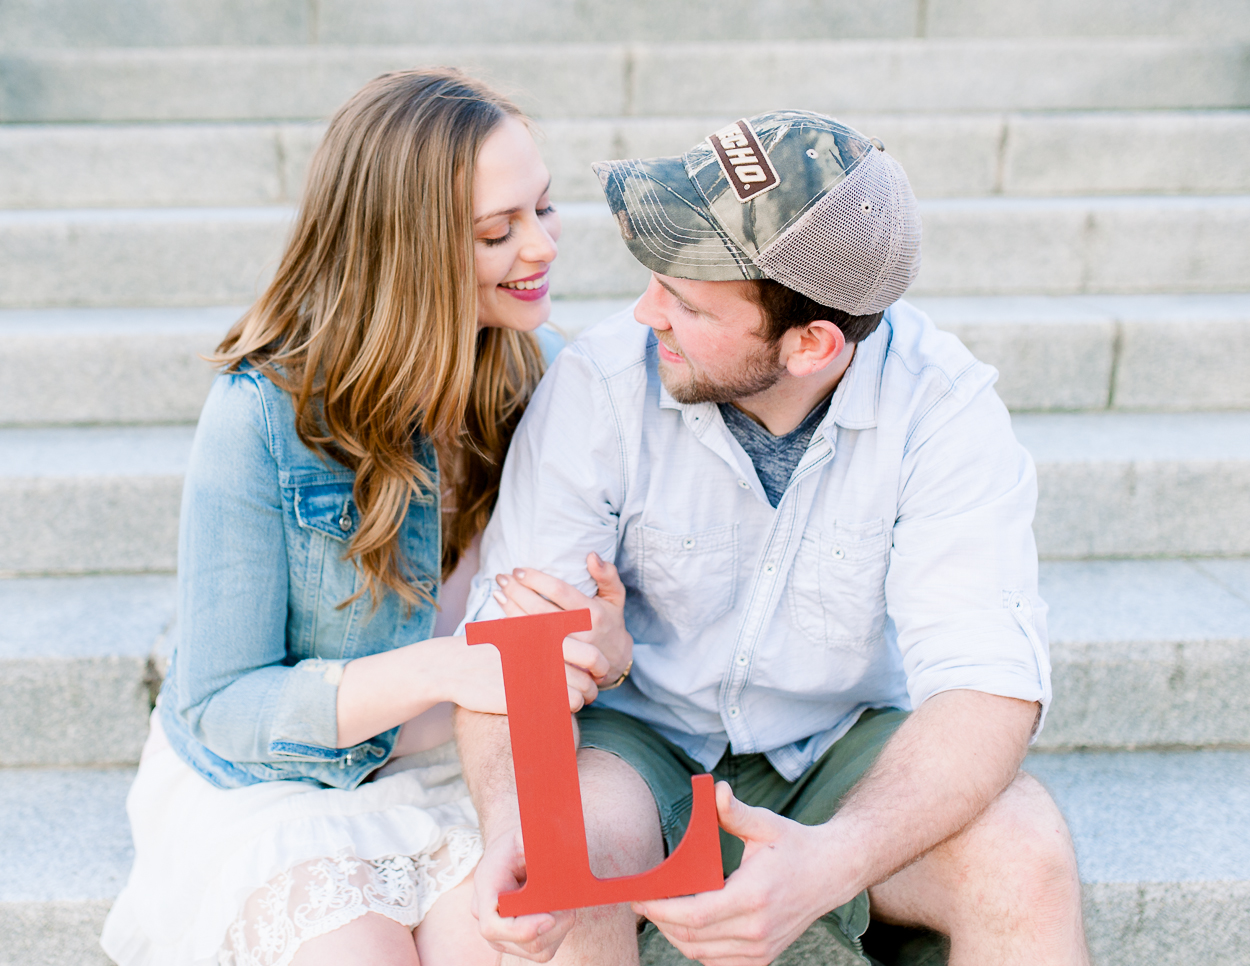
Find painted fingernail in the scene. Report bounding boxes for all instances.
[492,591,507,606]
[496,574,509,586]
[589,551,602,565]
[514,568,526,579]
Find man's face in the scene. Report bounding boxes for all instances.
[633,274,784,405]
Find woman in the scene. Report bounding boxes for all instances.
[100,68,610,966]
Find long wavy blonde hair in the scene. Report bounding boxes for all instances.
[214,68,546,611]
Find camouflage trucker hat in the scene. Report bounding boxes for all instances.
[592,110,922,316]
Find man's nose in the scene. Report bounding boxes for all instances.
[634,275,670,330]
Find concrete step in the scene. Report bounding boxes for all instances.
[1015,411,1250,558]
[0,575,172,767]
[0,426,192,574]
[3,750,1246,965]
[3,196,1248,309]
[4,558,1244,767]
[4,296,1247,426]
[0,307,235,425]
[2,0,1248,48]
[2,40,1246,124]
[1,415,1248,574]
[1037,558,1250,749]
[6,112,1250,210]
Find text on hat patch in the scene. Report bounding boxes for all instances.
[709,120,780,203]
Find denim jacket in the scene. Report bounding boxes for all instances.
[159,365,442,790]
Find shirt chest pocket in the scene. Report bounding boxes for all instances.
[787,520,890,649]
[637,523,738,638]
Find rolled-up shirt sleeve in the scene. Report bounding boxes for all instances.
[885,380,1052,736]
[464,346,627,627]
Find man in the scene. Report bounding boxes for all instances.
[456,111,1088,965]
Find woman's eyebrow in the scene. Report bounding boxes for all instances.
[473,180,552,224]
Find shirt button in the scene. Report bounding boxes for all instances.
[728,707,740,718]
[736,654,748,665]
[738,479,749,489]
[683,538,696,550]
[764,564,776,575]
[831,547,845,560]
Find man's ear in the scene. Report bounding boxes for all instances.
[781,319,847,377]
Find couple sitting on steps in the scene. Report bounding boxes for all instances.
[100,68,1089,966]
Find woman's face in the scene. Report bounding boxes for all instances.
[473,116,562,331]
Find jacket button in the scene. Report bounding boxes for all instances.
[339,515,352,531]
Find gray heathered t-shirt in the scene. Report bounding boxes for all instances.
[718,394,833,508]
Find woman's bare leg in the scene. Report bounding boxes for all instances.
[289,912,420,966]
[415,873,501,965]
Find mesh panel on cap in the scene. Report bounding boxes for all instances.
[753,148,921,316]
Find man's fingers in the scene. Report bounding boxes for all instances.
[496,574,559,615]
[563,636,611,679]
[715,781,782,845]
[587,551,628,606]
[510,567,593,611]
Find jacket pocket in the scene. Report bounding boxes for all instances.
[788,519,890,648]
[294,479,359,542]
[638,523,738,637]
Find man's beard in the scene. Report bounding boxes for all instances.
[656,331,785,405]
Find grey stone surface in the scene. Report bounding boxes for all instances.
[914,195,1250,297]
[1038,559,1250,749]
[0,426,193,574]
[912,297,1117,411]
[1081,881,1250,966]
[0,768,135,902]
[2,40,1247,124]
[0,206,292,309]
[629,40,1250,117]
[924,0,1250,39]
[0,900,114,966]
[1195,558,1250,603]
[0,575,174,766]
[0,308,235,425]
[4,198,1247,309]
[1016,411,1250,558]
[1002,110,1250,197]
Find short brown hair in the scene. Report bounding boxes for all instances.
[750,279,886,345]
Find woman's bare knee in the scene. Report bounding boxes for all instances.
[289,911,419,966]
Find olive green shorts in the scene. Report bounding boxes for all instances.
[576,705,909,958]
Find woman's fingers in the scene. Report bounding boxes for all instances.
[508,567,592,611]
[495,573,560,615]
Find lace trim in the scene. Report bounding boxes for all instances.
[220,827,481,966]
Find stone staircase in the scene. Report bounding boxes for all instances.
[1,1,1248,963]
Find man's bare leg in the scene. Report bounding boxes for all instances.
[456,711,664,965]
[868,771,1088,965]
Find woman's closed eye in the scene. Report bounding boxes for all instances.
[479,204,557,247]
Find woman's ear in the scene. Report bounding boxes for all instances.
[781,319,847,377]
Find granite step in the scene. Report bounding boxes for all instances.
[3,296,1248,426]
[2,196,1247,308]
[3,750,1247,965]
[1,413,1248,573]
[1,0,1247,48]
[5,111,1250,210]
[3,557,1246,767]
[2,39,1246,124]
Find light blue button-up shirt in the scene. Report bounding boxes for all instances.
[465,301,1050,781]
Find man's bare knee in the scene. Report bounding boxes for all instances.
[577,748,665,878]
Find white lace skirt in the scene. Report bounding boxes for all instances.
[100,712,483,966]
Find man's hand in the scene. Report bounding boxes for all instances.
[470,826,579,962]
[494,551,634,687]
[633,783,858,966]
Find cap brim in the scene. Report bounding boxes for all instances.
[592,156,764,283]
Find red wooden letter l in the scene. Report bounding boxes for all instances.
[466,609,724,916]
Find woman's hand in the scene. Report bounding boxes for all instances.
[424,634,598,717]
[493,552,634,689]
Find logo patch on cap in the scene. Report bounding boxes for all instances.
[708,119,781,203]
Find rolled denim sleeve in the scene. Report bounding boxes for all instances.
[885,378,1052,735]
[165,373,345,764]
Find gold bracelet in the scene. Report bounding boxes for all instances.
[597,657,634,691]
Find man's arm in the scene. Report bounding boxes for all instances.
[635,689,1036,966]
